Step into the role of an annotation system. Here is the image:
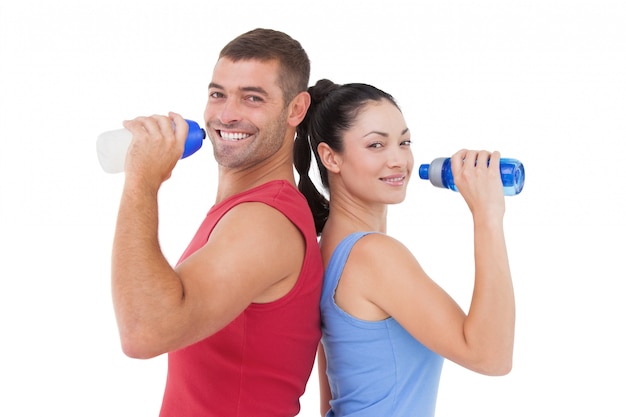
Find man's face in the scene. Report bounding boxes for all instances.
[204,58,290,170]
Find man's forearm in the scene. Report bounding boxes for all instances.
[111,181,183,358]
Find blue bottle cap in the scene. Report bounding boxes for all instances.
[182,119,206,159]
[418,164,430,179]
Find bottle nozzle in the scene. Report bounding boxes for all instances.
[418,164,430,180]
[181,120,206,159]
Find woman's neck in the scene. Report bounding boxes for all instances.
[325,196,388,235]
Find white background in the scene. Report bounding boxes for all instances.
[1,1,625,415]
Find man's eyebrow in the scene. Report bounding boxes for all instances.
[208,83,269,96]
[241,86,269,96]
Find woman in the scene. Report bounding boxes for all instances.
[294,79,515,417]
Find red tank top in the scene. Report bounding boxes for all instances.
[159,180,323,417]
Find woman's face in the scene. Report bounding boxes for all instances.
[334,100,414,206]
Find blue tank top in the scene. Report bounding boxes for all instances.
[321,232,444,417]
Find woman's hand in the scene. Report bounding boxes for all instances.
[450,149,505,221]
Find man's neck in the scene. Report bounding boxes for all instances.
[214,160,296,204]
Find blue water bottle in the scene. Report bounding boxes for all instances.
[418,157,525,196]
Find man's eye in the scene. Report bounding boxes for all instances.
[209,92,224,99]
[246,96,263,103]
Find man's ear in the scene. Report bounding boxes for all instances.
[287,91,311,127]
[317,142,341,173]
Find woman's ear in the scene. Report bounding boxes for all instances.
[317,142,341,173]
[287,91,311,127]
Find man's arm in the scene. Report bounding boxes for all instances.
[111,113,187,358]
[112,196,304,358]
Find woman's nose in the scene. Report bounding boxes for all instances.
[388,147,410,169]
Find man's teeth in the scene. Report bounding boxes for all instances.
[220,131,251,141]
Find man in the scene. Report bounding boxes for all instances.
[111,28,323,417]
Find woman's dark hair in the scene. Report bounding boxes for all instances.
[294,79,400,235]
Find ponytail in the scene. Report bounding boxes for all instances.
[294,80,337,235]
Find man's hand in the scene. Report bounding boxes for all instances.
[122,112,188,188]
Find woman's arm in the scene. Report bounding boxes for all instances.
[317,343,332,416]
[343,150,515,375]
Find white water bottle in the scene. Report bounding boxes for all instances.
[96,119,206,173]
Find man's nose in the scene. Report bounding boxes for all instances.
[218,98,242,125]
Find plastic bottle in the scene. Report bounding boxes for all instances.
[418,157,525,196]
[96,119,206,173]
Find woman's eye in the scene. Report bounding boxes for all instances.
[401,140,412,146]
[368,142,383,149]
